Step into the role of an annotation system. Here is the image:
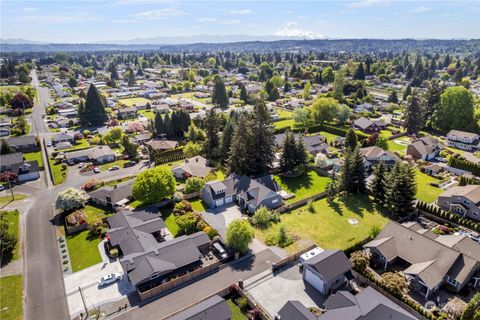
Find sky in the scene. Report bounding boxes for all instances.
[1,0,480,43]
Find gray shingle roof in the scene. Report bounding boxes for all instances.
[89,179,133,204]
[305,250,351,282]
[0,153,24,168]
[4,135,36,148]
[278,300,318,320]
[168,295,231,320]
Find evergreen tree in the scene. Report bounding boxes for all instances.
[423,79,444,126]
[251,100,275,174]
[387,90,398,103]
[0,140,14,155]
[121,135,138,159]
[340,146,366,194]
[345,128,358,152]
[163,113,174,139]
[126,67,135,86]
[220,118,235,163]
[385,163,417,218]
[227,114,253,175]
[403,85,412,101]
[154,111,165,136]
[314,71,323,84]
[294,135,308,176]
[353,63,366,80]
[77,99,87,125]
[283,81,291,93]
[84,84,108,125]
[371,161,387,204]
[239,83,248,103]
[404,89,423,134]
[212,75,228,108]
[204,108,220,159]
[279,131,298,173]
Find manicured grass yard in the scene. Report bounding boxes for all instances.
[98,159,129,171]
[0,195,27,206]
[66,229,102,272]
[274,119,295,130]
[275,108,293,119]
[0,275,23,320]
[190,198,208,212]
[415,170,444,203]
[49,158,67,185]
[274,170,330,203]
[226,299,248,320]
[0,210,21,261]
[319,131,341,144]
[118,97,152,107]
[24,150,44,170]
[256,195,389,253]
[138,109,155,120]
[84,205,111,224]
[162,209,180,237]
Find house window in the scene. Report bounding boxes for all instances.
[149,273,159,280]
[463,199,470,205]
[447,277,458,287]
[473,211,479,217]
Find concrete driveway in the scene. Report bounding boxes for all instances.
[201,204,242,237]
[64,260,135,318]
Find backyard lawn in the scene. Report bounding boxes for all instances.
[319,131,341,144]
[0,210,21,261]
[0,275,23,320]
[118,97,152,107]
[66,230,102,272]
[274,170,330,203]
[274,119,295,130]
[415,171,444,203]
[49,158,67,185]
[256,195,390,253]
[226,299,248,320]
[138,109,155,120]
[161,208,180,237]
[84,205,111,224]
[190,198,208,212]
[24,150,44,170]
[275,108,293,119]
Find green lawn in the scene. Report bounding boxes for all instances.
[319,131,341,144]
[138,109,155,120]
[275,108,293,119]
[161,208,180,237]
[105,176,135,187]
[84,205,111,224]
[274,170,330,203]
[49,158,67,185]
[0,210,21,261]
[66,229,102,272]
[118,97,152,107]
[0,194,27,206]
[190,198,208,212]
[24,150,44,170]
[226,299,248,320]
[274,119,295,130]
[0,275,23,320]
[256,195,390,253]
[415,171,444,203]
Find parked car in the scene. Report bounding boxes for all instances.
[0,185,5,191]
[78,162,85,169]
[93,167,100,174]
[213,242,228,259]
[46,140,52,147]
[98,273,121,287]
[108,166,120,171]
[123,161,136,168]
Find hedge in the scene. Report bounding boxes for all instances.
[448,156,480,176]
[461,292,480,320]
[151,147,185,165]
[274,123,368,141]
[416,201,480,233]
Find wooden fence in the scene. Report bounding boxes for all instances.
[183,191,201,200]
[272,244,318,272]
[138,261,221,300]
[278,191,327,213]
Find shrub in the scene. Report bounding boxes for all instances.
[66,210,87,226]
[236,297,248,311]
[251,207,279,229]
[185,177,205,194]
[175,212,198,235]
[109,248,119,258]
[203,226,219,239]
[277,226,293,248]
[173,200,193,216]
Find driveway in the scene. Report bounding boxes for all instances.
[64,260,135,319]
[244,265,325,318]
[201,204,242,237]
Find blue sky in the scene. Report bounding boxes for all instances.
[1,0,480,42]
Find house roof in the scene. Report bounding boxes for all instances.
[53,132,74,142]
[319,286,416,320]
[360,146,400,161]
[364,221,479,289]
[353,117,376,130]
[439,185,480,206]
[304,250,351,282]
[168,295,231,320]
[145,139,178,151]
[65,146,114,161]
[89,179,133,204]
[172,156,212,178]
[0,153,24,168]
[447,130,479,140]
[278,300,318,320]
[4,135,36,148]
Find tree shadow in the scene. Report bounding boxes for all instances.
[277,172,314,194]
[338,194,376,218]
[229,252,255,272]
[327,198,343,215]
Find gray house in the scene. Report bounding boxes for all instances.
[447,130,480,151]
[437,185,480,221]
[89,180,133,208]
[201,174,282,213]
[302,250,351,295]
[168,295,231,320]
[4,135,39,152]
[0,153,40,182]
[406,136,444,161]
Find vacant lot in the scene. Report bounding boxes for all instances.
[256,195,389,253]
[0,275,23,320]
[274,170,330,203]
[415,171,444,203]
[66,230,102,272]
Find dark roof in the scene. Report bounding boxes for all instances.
[53,132,74,142]
[168,295,231,320]
[278,300,318,320]
[11,160,39,176]
[319,287,416,320]
[4,135,36,148]
[305,250,351,282]
[89,179,133,204]
[0,153,24,168]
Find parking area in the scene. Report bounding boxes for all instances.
[64,260,135,318]
[201,204,243,237]
[244,265,325,318]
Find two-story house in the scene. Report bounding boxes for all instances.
[359,146,401,171]
[437,185,480,221]
[353,117,385,134]
[406,136,444,161]
[447,130,480,151]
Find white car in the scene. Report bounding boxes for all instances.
[0,185,5,191]
[78,162,85,169]
[93,167,100,174]
[98,273,121,287]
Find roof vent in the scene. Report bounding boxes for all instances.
[154,248,159,255]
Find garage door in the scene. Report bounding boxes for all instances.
[305,268,326,294]
[224,196,233,204]
[215,198,224,207]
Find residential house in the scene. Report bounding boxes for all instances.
[154,104,170,114]
[352,117,385,133]
[4,135,39,152]
[354,103,374,113]
[437,185,480,221]
[116,107,138,120]
[64,146,115,164]
[407,136,444,161]
[145,139,178,152]
[89,180,133,208]
[168,295,231,320]
[171,156,212,179]
[274,133,328,156]
[0,153,40,182]
[201,174,283,213]
[364,221,480,298]
[52,132,75,146]
[447,130,480,151]
[424,163,444,176]
[302,249,351,295]
[0,128,9,137]
[359,146,400,171]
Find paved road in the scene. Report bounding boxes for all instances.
[29,69,51,136]
[114,249,281,320]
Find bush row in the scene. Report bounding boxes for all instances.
[273,123,368,141]
[448,155,480,176]
[416,201,480,233]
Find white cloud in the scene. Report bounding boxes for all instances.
[112,19,136,24]
[221,19,241,25]
[411,6,431,13]
[23,7,38,12]
[227,9,253,15]
[197,18,240,25]
[346,0,388,9]
[197,17,217,23]
[274,22,322,39]
[16,14,101,24]
[136,8,188,19]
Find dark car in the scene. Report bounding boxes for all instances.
[123,161,136,168]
